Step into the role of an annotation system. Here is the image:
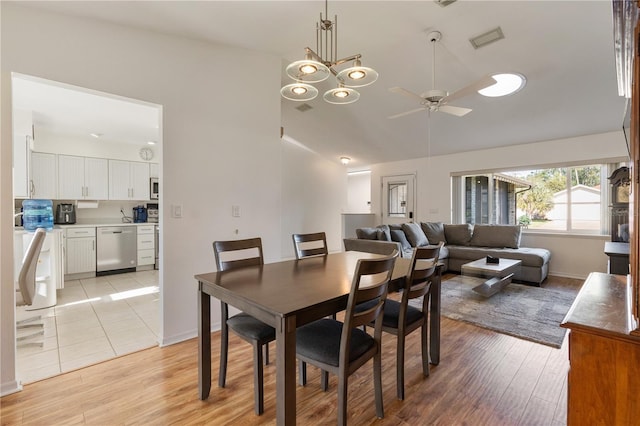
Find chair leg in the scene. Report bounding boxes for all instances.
[218,303,229,388]
[299,360,307,386]
[396,333,406,400]
[321,370,329,391]
[374,349,384,419]
[254,343,264,415]
[337,373,349,426]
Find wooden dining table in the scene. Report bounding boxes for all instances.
[195,251,442,425]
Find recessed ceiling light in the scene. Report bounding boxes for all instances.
[90,133,102,138]
[478,73,526,97]
[340,156,351,165]
[147,141,156,145]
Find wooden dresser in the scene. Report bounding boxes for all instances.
[561,272,640,424]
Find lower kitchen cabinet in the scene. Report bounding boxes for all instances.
[65,227,96,278]
[137,225,155,269]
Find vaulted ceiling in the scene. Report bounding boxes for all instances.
[13,1,626,169]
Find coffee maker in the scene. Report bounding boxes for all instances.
[55,203,76,224]
[146,203,159,223]
[133,205,147,223]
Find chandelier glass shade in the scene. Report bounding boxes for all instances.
[281,0,377,104]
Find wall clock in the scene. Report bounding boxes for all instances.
[139,147,154,161]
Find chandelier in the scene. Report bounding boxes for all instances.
[280,0,378,105]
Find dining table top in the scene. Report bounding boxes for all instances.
[196,251,410,324]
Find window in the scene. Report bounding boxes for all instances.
[453,163,620,234]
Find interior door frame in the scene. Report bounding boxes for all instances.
[381,173,416,225]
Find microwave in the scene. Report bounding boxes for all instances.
[150,177,159,199]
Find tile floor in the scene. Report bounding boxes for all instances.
[16,270,159,384]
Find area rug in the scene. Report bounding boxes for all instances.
[412,275,580,348]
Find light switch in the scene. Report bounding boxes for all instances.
[232,205,240,217]
[172,204,183,218]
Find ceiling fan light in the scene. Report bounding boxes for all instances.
[337,65,379,87]
[323,87,360,104]
[286,59,330,83]
[478,73,526,97]
[281,83,318,101]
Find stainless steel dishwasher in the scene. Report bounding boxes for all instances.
[96,226,137,275]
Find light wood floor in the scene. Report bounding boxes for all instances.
[1,275,579,425]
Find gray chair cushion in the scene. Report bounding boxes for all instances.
[356,227,379,240]
[227,313,276,341]
[380,299,423,328]
[402,222,429,247]
[421,222,446,244]
[470,224,522,249]
[390,229,412,251]
[444,224,473,246]
[296,319,375,367]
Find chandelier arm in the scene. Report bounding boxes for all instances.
[432,39,436,90]
[332,54,362,68]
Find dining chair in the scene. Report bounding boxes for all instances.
[292,232,328,259]
[16,228,47,346]
[382,242,443,400]
[296,251,398,425]
[212,237,276,415]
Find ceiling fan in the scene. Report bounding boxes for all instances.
[388,31,496,119]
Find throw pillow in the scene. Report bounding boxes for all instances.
[376,224,391,242]
[390,229,412,251]
[356,227,378,240]
[421,222,446,244]
[444,224,473,246]
[470,224,521,248]
[401,222,430,247]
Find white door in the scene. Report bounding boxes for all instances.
[381,174,416,225]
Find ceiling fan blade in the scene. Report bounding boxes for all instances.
[442,75,497,104]
[389,86,425,102]
[387,107,427,119]
[438,105,472,117]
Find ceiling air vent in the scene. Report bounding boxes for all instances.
[296,103,313,112]
[469,27,505,49]
[434,0,457,7]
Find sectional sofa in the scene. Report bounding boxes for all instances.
[343,222,551,286]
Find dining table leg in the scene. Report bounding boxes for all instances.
[276,315,297,425]
[198,283,211,400]
[429,267,442,365]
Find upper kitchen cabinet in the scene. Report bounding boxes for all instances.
[150,163,159,178]
[30,152,57,199]
[58,155,108,200]
[12,109,34,198]
[109,160,150,200]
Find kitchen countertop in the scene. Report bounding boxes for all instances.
[15,222,158,231]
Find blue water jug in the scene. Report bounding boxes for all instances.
[22,199,54,231]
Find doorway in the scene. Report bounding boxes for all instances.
[381,174,416,225]
[11,73,163,384]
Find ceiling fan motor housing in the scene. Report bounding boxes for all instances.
[423,89,448,103]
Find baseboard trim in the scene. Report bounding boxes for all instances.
[1,380,22,397]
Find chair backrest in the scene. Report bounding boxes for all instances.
[292,232,328,259]
[340,252,398,361]
[18,228,47,306]
[402,242,444,306]
[213,237,264,272]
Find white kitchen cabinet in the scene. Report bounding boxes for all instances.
[149,163,159,178]
[58,155,108,200]
[65,227,96,277]
[12,109,33,198]
[137,225,155,268]
[30,152,57,199]
[109,160,150,200]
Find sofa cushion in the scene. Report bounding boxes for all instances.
[390,229,412,251]
[446,245,550,268]
[444,224,473,246]
[421,222,446,244]
[402,223,429,247]
[470,224,522,249]
[376,224,391,242]
[356,227,378,240]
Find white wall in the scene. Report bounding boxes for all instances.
[1,4,346,394]
[370,131,628,279]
